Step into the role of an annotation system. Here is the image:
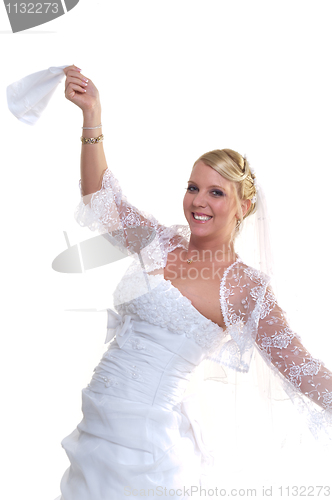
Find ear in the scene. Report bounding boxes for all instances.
[240,199,251,218]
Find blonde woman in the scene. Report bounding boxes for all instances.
[55,65,332,499]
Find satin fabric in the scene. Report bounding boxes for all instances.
[57,308,214,500]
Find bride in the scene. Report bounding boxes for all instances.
[55,65,332,499]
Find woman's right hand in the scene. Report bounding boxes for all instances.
[64,65,100,115]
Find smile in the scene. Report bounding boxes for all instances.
[192,212,212,222]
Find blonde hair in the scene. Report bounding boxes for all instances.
[193,149,257,229]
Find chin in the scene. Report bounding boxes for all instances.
[188,223,214,238]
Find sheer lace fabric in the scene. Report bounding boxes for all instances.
[256,285,332,438]
[212,258,332,440]
[75,167,332,442]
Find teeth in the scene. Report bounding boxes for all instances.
[193,214,212,221]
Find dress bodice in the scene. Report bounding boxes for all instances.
[88,274,228,411]
[115,273,227,355]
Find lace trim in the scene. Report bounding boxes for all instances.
[257,346,332,441]
[219,258,242,328]
[215,260,271,371]
[115,276,226,354]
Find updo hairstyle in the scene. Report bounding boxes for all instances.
[193,149,257,228]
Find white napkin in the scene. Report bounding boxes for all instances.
[6,65,69,125]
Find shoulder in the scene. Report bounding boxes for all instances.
[157,224,190,252]
[221,259,271,306]
[220,260,272,326]
[238,260,271,286]
[226,259,270,287]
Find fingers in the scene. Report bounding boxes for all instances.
[63,65,91,86]
[65,71,88,84]
[64,65,89,85]
[65,84,84,99]
[65,76,88,94]
[64,66,90,100]
[63,64,81,75]
[63,66,100,111]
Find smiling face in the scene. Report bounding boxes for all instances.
[183,161,245,246]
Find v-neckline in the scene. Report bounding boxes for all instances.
[160,257,240,331]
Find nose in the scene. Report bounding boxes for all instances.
[192,190,208,208]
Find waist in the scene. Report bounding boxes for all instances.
[89,333,199,409]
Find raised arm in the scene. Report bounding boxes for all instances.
[64,65,106,196]
[63,64,169,259]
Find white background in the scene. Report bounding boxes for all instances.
[1,1,332,498]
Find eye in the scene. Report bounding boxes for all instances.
[211,189,225,197]
[186,185,197,192]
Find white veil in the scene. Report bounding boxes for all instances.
[235,179,274,279]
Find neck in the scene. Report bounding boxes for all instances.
[187,235,236,264]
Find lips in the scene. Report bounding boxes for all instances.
[192,212,213,222]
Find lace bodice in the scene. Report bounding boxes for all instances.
[114,273,227,355]
[75,168,332,440]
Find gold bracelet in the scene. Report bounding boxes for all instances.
[81,134,104,145]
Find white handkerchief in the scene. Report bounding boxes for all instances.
[6,65,69,125]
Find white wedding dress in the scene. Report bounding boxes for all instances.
[55,169,332,500]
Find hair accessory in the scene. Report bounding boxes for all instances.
[242,155,247,173]
[247,163,258,197]
[82,124,102,130]
[81,134,104,144]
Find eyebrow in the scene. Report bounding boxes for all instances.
[187,180,227,190]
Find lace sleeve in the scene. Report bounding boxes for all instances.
[73,169,190,272]
[255,286,332,439]
[75,168,162,235]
